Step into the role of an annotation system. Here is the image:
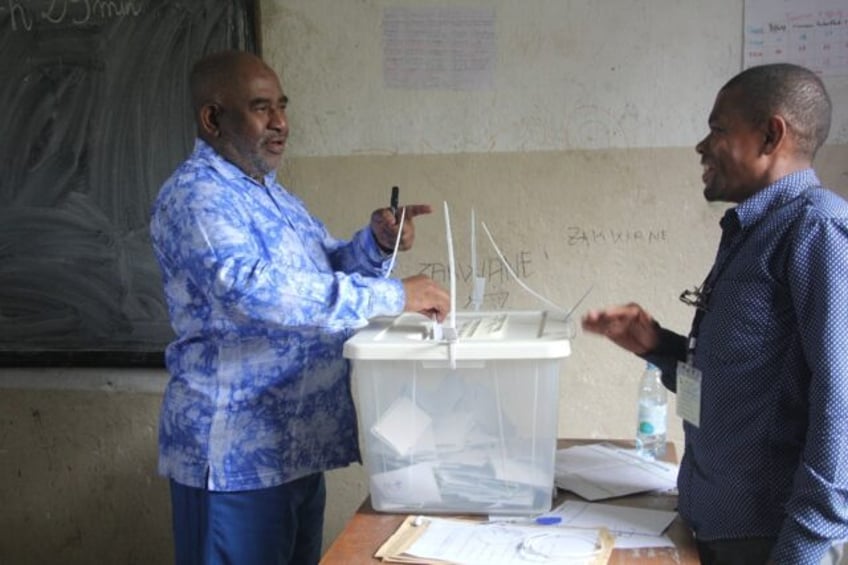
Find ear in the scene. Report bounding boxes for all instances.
[198,104,222,138]
[761,115,787,155]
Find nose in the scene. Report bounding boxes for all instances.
[695,135,707,155]
[269,106,287,132]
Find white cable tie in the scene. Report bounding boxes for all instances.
[443,325,458,370]
[470,208,483,310]
[383,206,406,278]
[480,221,569,316]
[443,201,457,332]
[441,201,459,370]
[470,276,486,311]
[430,320,444,341]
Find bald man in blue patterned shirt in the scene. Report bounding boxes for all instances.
[583,64,848,564]
[150,50,450,565]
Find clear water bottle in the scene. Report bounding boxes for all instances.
[636,362,667,459]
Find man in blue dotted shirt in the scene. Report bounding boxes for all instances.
[150,51,450,565]
[582,63,848,564]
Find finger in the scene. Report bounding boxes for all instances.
[581,310,611,332]
[372,213,401,245]
[398,225,416,250]
[581,310,601,326]
[425,307,447,323]
[582,323,606,335]
[400,204,432,219]
[374,208,398,226]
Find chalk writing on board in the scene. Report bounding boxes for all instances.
[417,251,533,285]
[5,0,144,31]
[566,227,668,248]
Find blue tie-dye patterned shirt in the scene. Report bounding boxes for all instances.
[150,139,405,491]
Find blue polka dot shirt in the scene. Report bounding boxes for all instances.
[646,169,848,563]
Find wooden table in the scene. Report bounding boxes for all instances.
[321,439,698,564]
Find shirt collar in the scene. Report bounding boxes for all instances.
[724,168,820,231]
[192,138,279,186]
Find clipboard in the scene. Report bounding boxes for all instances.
[374,515,615,564]
[375,516,457,563]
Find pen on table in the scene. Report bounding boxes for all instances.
[390,185,399,219]
[487,515,563,526]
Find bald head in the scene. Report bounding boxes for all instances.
[189,50,272,115]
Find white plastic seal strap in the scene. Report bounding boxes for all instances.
[480,220,589,337]
[442,201,459,369]
[383,206,406,278]
[468,208,486,310]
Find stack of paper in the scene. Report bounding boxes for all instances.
[375,515,615,565]
[554,443,678,501]
[547,500,677,550]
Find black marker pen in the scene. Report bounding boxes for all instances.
[390,186,399,218]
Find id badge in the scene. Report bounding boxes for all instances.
[676,361,702,427]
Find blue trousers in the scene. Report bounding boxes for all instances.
[170,473,326,565]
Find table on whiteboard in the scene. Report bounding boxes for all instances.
[744,0,848,76]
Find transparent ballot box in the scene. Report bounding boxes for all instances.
[343,311,571,515]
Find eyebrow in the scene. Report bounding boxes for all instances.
[249,94,288,107]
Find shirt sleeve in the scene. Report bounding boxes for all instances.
[151,178,405,334]
[641,325,688,392]
[309,210,392,277]
[771,212,848,562]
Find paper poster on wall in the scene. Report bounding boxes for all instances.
[382,5,496,90]
[744,0,848,76]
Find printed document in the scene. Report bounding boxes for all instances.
[555,443,678,500]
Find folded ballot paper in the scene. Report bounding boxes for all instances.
[371,396,433,457]
[554,443,678,501]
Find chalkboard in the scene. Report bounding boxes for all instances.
[0,0,259,366]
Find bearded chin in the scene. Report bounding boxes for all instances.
[252,154,275,177]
